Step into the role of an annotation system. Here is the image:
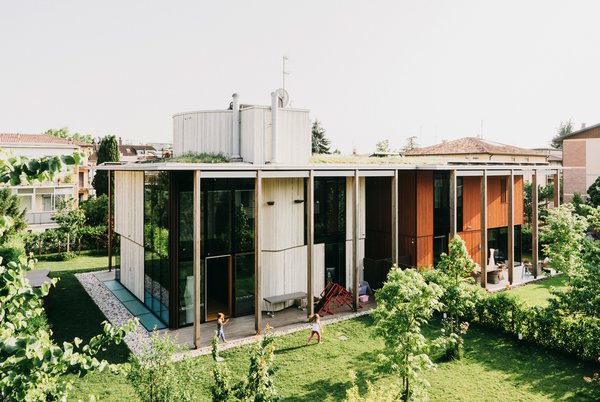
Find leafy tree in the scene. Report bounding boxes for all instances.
[0,188,26,245]
[81,195,109,227]
[430,235,478,360]
[46,127,93,144]
[311,119,331,154]
[587,176,600,207]
[0,152,82,186]
[0,259,135,400]
[540,204,588,279]
[372,267,442,401]
[127,332,198,402]
[551,119,572,149]
[52,198,85,253]
[211,327,278,401]
[375,139,391,153]
[93,135,120,196]
[572,192,587,216]
[402,136,419,153]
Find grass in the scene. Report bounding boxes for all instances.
[507,274,568,307]
[34,250,109,272]
[40,254,598,401]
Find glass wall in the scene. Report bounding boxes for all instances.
[488,225,522,265]
[176,172,195,327]
[144,172,170,324]
[433,172,450,264]
[314,177,346,287]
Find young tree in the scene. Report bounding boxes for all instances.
[587,176,600,207]
[0,188,27,245]
[211,328,278,401]
[372,267,442,401]
[52,198,86,253]
[93,135,120,196]
[540,203,588,279]
[81,194,109,227]
[46,127,93,144]
[375,139,391,153]
[572,192,587,216]
[311,119,331,154]
[402,136,419,153]
[551,119,572,149]
[431,235,478,360]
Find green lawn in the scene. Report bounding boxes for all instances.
[41,255,598,401]
[34,250,109,272]
[507,275,568,307]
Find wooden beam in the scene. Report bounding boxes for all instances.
[306,170,314,318]
[553,172,560,208]
[449,169,457,239]
[532,172,539,279]
[254,170,263,332]
[391,170,399,265]
[480,171,488,288]
[193,170,201,349]
[108,170,112,272]
[352,170,360,311]
[508,171,514,285]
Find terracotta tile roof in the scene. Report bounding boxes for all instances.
[0,133,91,147]
[119,144,156,157]
[405,137,545,157]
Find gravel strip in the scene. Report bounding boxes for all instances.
[75,271,150,356]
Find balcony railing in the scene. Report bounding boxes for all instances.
[25,212,55,225]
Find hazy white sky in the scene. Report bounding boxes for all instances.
[1,1,599,153]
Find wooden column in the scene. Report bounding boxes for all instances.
[107,170,112,272]
[480,170,488,288]
[306,170,314,318]
[508,171,514,285]
[352,170,360,311]
[532,171,539,279]
[193,170,201,349]
[254,170,263,333]
[553,171,560,208]
[391,170,399,265]
[449,169,457,239]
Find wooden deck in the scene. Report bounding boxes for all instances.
[165,299,377,349]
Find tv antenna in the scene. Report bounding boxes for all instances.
[282,56,290,90]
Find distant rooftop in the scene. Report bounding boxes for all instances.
[0,133,91,147]
[406,137,545,157]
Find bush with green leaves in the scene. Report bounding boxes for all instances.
[52,198,86,253]
[372,267,442,401]
[0,259,135,401]
[0,188,26,245]
[540,203,588,279]
[427,235,479,360]
[80,195,109,227]
[0,234,26,264]
[211,327,279,402]
[127,332,198,402]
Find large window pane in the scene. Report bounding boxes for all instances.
[234,253,254,316]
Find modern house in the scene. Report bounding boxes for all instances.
[0,133,93,231]
[405,137,548,165]
[100,92,560,348]
[556,122,600,202]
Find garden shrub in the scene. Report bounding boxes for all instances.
[0,235,25,263]
[472,291,600,361]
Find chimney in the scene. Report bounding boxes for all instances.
[119,137,123,145]
[271,91,279,163]
[581,122,587,130]
[231,93,241,161]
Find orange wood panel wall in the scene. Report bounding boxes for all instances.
[462,176,481,232]
[397,171,417,265]
[514,175,524,225]
[416,171,433,267]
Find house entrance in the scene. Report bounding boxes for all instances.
[205,255,232,321]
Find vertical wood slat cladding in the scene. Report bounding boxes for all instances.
[462,176,482,231]
[397,171,416,265]
[487,176,524,228]
[514,176,524,225]
[365,177,392,260]
[416,171,434,267]
[261,178,305,251]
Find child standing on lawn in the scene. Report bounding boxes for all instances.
[217,312,229,343]
[306,314,322,345]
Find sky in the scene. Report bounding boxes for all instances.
[1,0,599,153]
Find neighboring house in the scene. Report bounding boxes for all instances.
[0,133,93,231]
[99,92,559,349]
[405,137,548,164]
[89,139,158,165]
[556,122,600,202]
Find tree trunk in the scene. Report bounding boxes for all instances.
[66,233,70,253]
